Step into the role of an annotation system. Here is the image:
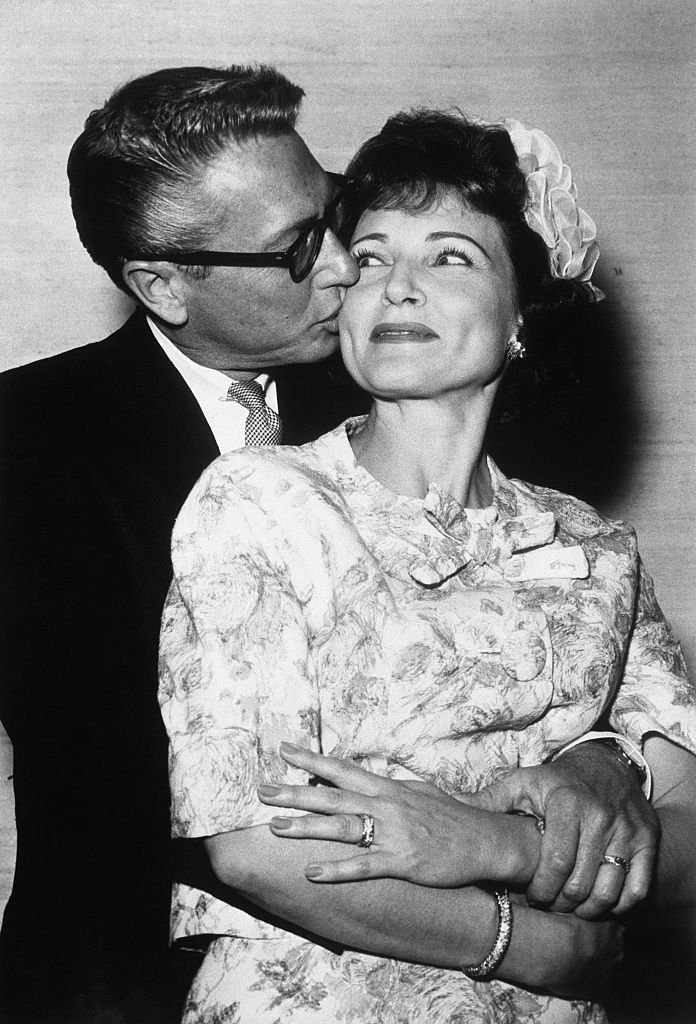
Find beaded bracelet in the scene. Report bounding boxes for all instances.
[462,889,513,980]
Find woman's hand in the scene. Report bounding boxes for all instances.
[259,743,539,888]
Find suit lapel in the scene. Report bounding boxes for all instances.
[96,312,220,504]
[97,314,367,470]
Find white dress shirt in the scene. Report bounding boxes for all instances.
[147,317,279,454]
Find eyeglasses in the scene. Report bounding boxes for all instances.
[137,173,356,284]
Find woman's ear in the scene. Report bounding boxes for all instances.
[121,261,189,326]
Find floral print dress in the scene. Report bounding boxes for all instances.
[159,417,696,1024]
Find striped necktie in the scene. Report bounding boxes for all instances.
[226,379,282,446]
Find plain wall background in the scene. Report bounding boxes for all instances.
[1,0,694,923]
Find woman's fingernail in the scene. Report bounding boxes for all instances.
[305,864,323,879]
[258,784,281,798]
[280,742,301,755]
[270,817,292,831]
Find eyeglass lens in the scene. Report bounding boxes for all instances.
[290,183,351,283]
[290,225,324,282]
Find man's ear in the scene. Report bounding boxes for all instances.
[122,261,189,326]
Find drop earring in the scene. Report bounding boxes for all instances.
[506,332,526,361]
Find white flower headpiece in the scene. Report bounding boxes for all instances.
[503,119,604,302]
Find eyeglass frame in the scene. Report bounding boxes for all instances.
[130,172,357,284]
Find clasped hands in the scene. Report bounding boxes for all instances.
[258,741,658,920]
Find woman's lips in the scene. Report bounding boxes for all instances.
[370,321,439,342]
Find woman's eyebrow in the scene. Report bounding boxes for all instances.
[351,232,388,246]
[427,231,490,259]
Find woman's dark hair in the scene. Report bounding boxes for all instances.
[342,109,599,418]
[68,65,305,292]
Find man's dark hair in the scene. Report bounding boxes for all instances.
[68,65,305,290]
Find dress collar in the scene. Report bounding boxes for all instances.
[328,417,588,587]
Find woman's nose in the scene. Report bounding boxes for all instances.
[381,262,425,306]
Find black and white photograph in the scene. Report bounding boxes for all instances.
[1,3,694,1022]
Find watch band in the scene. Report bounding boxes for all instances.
[551,731,652,799]
[595,737,647,783]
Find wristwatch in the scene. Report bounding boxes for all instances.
[550,730,652,798]
[592,736,648,787]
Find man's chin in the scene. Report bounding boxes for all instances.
[293,329,340,363]
[261,327,341,370]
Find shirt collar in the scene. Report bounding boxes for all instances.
[146,316,271,401]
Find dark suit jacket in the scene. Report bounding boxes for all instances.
[0,311,367,1023]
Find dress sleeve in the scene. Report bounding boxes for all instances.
[609,558,696,756]
[158,455,321,839]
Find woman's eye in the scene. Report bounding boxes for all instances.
[352,248,385,269]
[434,247,475,267]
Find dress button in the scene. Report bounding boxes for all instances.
[500,628,547,681]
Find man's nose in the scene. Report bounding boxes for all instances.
[314,230,359,287]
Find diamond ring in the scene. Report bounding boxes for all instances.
[358,813,375,849]
[602,854,630,875]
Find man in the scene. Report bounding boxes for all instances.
[0,65,367,1024]
[0,65,654,1024]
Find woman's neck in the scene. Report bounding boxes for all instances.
[350,393,495,509]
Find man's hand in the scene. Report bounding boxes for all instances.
[466,742,659,918]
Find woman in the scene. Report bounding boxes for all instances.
[159,111,696,1023]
